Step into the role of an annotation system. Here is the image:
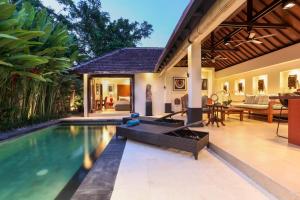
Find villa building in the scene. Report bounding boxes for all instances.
[2,0,300,200]
[73,3,300,197]
[74,0,300,123]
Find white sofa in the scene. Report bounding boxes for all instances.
[232,95,287,123]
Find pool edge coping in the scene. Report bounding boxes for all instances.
[0,120,62,142]
[0,119,123,142]
[71,136,127,200]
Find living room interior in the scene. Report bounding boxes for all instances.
[89,77,132,114]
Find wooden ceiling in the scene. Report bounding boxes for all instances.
[175,0,300,71]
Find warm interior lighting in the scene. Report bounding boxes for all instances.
[282,0,296,9]
[83,153,93,170]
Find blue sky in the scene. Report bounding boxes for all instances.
[41,0,189,47]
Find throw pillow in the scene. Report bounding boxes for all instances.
[245,95,255,104]
[257,95,269,105]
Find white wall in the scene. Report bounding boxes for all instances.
[162,67,215,111]
[134,73,164,116]
[164,67,189,112]
[215,43,300,101]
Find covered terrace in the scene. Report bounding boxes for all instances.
[155,0,300,199]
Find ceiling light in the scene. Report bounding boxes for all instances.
[282,0,295,9]
[224,38,231,46]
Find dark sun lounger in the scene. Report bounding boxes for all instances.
[116,121,209,160]
[122,110,187,127]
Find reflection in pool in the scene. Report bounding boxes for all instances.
[0,125,116,200]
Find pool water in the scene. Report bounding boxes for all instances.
[0,125,116,200]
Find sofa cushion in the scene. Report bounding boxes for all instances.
[272,104,288,110]
[245,95,256,104]
[254,96,260,104]
[257,95,269,105]
[234,103,268,110]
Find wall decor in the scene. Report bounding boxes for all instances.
[145,84,152,116]
[174,98,181,105]
[288,75,297,89]
[258,79,265,92]
[202,79,208,90]
[173,77,187,91]
[223,84,228,92]
[238,82,243,93]
[96,84,100,95]
[108,84,114,92]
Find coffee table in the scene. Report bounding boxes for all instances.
[222,107,244,121]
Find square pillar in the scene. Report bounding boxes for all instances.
[163,75,172,113]
[187,40,202,125]
[83,74,89,117]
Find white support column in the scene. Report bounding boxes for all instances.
[83,74,89,117]
[187,40,203,124]
[163,74,172,113]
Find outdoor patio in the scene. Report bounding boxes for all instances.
[108,114,299,200]
[68,111,299,199]
[111,140,275,200]
[179,114,299,199]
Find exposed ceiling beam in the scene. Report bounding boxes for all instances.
[202,48,239,52]
[215,0,283,48]
[219,22,289,29]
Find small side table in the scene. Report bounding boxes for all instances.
[206,104,226,127]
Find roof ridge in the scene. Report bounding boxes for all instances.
[123,47,164,50]
[72,49,122,69]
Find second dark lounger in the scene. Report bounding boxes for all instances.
[116,121,209,159]
[122,110,187,127]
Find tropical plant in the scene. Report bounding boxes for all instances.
[0,0,81,131]
[47,0,153,57]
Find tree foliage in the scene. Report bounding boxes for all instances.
[20,0,153,57]
[0,0,81,131]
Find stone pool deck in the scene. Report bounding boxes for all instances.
[110,140,276,200]
[71,137,126,200]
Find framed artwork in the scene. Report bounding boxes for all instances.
[202,79,208,90]
[288,75,297,89]
[238,82,243,93]
[108,84,114,92]
[173,77,187,91]
[223,84,228,92]
[96,84,100,95]
[258,79,264,92]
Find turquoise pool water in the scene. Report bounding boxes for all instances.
[0,124,116,200]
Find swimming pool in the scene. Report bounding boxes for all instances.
[0,124,116,200]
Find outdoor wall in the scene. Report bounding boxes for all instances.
[215,43,300,102]
[164,67,189,112]
[134,73,164,116]
[163,67,215,112]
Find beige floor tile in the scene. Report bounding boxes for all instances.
[111,140,275,200]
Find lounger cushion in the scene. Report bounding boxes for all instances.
[127,119,140,127]
[131,113,140,118]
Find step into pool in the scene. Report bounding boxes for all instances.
[0,124,116,200]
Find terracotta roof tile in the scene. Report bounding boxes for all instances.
[73,47,164,74]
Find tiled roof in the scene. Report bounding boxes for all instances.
[73,47,164,74]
